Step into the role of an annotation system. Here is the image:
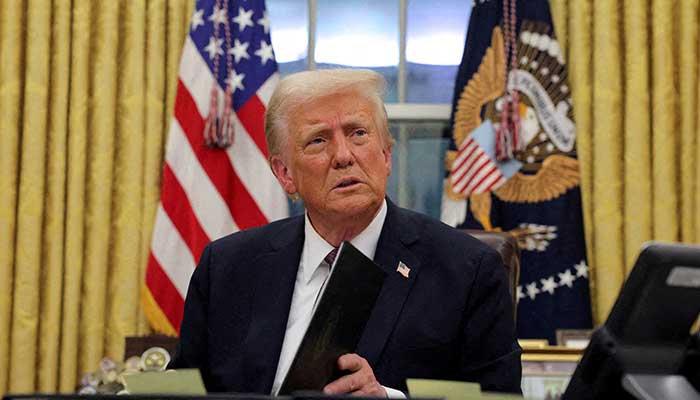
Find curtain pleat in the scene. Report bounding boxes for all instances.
[38,0,71,392]
[166,1,193,124]
[591,0,626,321]
[10,0,52,392]
[622,1,652,272]
[697,74,700,242]
[562,0,595,318]
[80,0,120,375]
[679,0,699,243]
[59,0,91,392]
[550,0,567,56]
[696,14,700,245]
[139,0,168,336]
[651,0,679,242]
[0,0,24,393]
[106,0,147,360]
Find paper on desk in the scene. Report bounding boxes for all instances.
[123,368,206,395]
[407,379,482,400]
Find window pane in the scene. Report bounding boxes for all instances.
[406,0,471,103]
[316,0,399,102]
[387,122,449,219]
[268,0,308,75]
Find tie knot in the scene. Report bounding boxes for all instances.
[324,247,339,266]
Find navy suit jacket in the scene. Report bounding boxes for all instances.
[172,200,521,393]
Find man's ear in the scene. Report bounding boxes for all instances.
[270,156,297,195]
[383,145,392,177]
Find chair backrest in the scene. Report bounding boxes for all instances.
[462,230,520,318]
[125,334,179,359]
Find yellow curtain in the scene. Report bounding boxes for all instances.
[550,0,700,324]
[2,0,699,394]
[0,0,193,394]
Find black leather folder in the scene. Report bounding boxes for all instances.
[278,241,386,395]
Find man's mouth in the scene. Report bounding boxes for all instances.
[335,179,360,189]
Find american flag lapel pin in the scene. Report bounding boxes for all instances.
[397,261,410,279]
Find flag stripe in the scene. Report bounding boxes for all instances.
[454,154,489,193]
[452,140,478,177]
[226,119,289,222]
[460,154,490,188]
[167,120,237,239]
[257,73,279,105]
[471,164,501,194]
[453,138,477,169]
[174,80,269,229]
[178,38,214,117]
[483,175,506,192]
[477,172,503,194]
[141,284,178,335]
[146,253,185,332]
[161,163,211,261]
[452,144,484,185]
[151,205,197,297]
[464,159,495,194]
[237,94,269,159]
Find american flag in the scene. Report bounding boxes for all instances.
[143,0,288,335]
[450,120,520,196]
[451,136,506,196]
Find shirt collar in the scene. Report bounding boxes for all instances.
[301,199,388,284]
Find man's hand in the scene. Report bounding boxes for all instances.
[323,353,387,397]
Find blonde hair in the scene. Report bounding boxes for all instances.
[264,69,394,159]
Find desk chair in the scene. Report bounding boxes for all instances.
[463,230,520,319]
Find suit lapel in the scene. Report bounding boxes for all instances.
[241,217,305,394]
[356,201,421,366]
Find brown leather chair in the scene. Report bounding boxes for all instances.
[125,334,179,359]
[463,230,520,318]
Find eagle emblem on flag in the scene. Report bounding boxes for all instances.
[444,23,581,228]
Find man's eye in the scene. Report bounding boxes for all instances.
[353,129,367,136]
[306,137,326,148]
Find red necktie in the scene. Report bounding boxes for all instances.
[313,247,339,308]
[323,247,339,267]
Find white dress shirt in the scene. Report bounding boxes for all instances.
[271,200,403,398]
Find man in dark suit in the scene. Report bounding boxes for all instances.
[171,69,521,396]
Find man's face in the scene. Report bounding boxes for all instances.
[271,90,392,225]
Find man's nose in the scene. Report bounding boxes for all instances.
[331,134,353,168]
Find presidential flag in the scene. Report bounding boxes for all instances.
[441,0,592,342]
[143,0,288,335]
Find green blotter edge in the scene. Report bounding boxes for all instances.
[407,379,523,400]
[407,379,481,400]
[123,369,207,395]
